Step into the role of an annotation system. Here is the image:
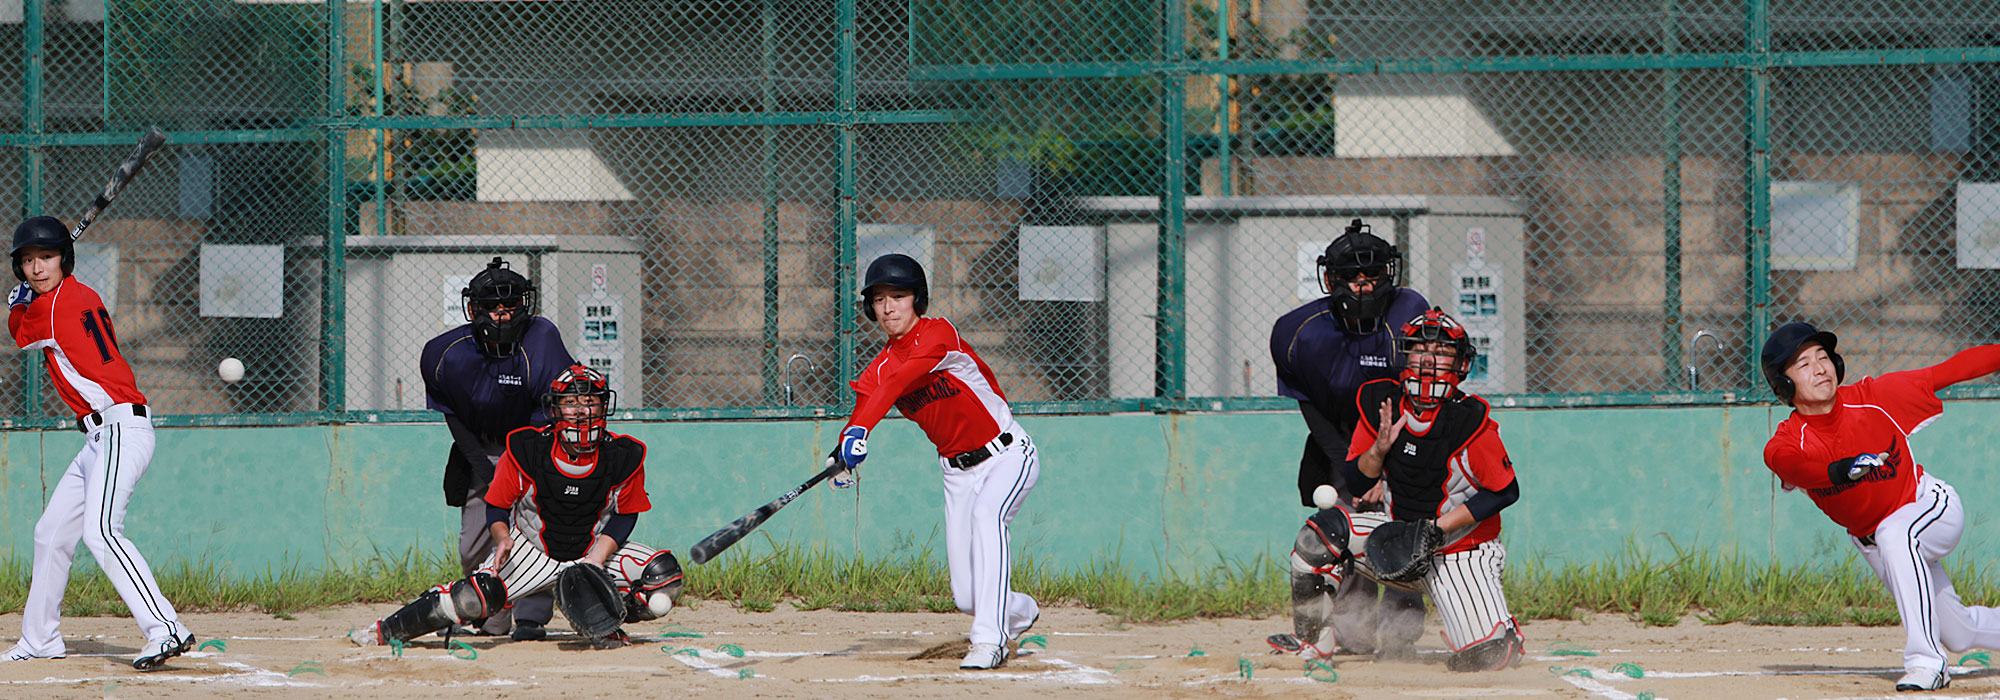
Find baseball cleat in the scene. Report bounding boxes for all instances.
[0,643,63,662]
[959,642,1008,670]
[1895,668,1949,692]
[1266,633,1341,659]
[510,621,547,642]
[349,622,385,647]
[590,629,631,650]
[132,630,195,670]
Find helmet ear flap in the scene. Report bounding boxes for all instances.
[1829,351,1846,384]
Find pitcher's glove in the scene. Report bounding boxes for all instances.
[1366,519,1443,583]
[555,563,628,647]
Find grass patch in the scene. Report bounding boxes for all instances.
[1,542,1993,625]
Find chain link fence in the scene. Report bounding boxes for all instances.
[0,1,1994,426]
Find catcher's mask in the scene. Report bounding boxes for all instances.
[1318,219,1402,334]
[546,364,615,454]
[1398,308,1475,409]
[463,257,536,358]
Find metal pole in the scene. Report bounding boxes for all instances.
[323,0,349,414]
[1662,0,1685,387]
[1157,0,1188,402]
[1215,0,1231,196]
[373,0,387,236]
[1743,0,1772,386]
[19,0,44,417]
[835,0,859,388]
[761,1,784,404]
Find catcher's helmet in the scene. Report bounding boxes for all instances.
[1760,322,1843,405]
[545,364,616,454]
[857,253,929,321]
[1398,307,1476,407]
[462,257,536,358]
[1318,219,1402,333]
[10,216,74,282]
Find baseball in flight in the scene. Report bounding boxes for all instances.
[218,357,244,383]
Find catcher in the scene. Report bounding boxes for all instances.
[352,365,683,650]
[1284,308,1524,672]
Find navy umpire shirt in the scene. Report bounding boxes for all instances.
[421,317,575,441]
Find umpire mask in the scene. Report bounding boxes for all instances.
[1318,219,1403,334]
[463,257,536,358]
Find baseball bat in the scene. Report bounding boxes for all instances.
[688,461,843,565]
[71,127,168,241]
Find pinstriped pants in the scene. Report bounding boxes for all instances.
[1340,511,1517,651]
[17,413,182,655]
[941,431,1041,647]
[482,527,658,603]
[1857,474,2000,675]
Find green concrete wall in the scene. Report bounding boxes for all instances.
[6,401,2000,579]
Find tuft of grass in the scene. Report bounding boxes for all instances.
[1,541,1991,626]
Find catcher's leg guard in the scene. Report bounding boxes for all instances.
[1446,626,1524,672]
[616,550,685,623]
[379,573,508,644]
[1285,509,1357,657]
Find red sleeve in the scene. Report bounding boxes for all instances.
[483,448,527,509]
[7,304,24,345]
[1923,344,2000,389]
[1346,413,1378,462]
[1464,422,1514,489]
[1763,424,1834,490]
[1853,371,1945,435]
[844,339,952,432]
[615,454,651,514]
[10,292,54,348]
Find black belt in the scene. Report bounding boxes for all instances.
[78,404,147,433]
[1858,534,1876,547]
[946,433,1014,470]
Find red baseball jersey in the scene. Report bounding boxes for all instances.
[1764,345,2000,537]
[7,278,145,417]
[1347,397,1515,554]
[846,316,1012,457]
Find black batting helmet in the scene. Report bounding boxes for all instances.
[1760,321,1843,405]
[1318,219,1402,333]
[857,253,929,321]
[10,216,74,282]
[462,257,536,358]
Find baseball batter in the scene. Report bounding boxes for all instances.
[1267,219,1430,658]
[420,257,574,638]
[354,365,683,649]
[1287,309,1524,672]
[1760,322,2000,692]
[830,253,1040,670]
[0,216,195,669]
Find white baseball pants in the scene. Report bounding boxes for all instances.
[1858,473,2000,676]
[941,429,1040,647]
[16,407,184,655]
[483,527,660,602]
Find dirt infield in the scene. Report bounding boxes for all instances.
[0,605,1992,699]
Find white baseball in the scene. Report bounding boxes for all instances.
[647,591,674,617]
[1312,484,1339,510]
[218,357,245,383]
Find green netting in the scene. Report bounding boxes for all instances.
[0,1,1990,427]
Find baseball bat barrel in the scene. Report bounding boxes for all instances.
[71,127,168,241]
[688,462,843,565]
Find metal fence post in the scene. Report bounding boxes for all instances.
[1743,0,1772,386]
[18,0,44,419]
[322,0,349,415]
[835,0,859,388]
[761,0,784,404]
[1156,0,1188,404]
[1662,0,1685,387]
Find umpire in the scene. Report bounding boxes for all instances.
[419,257,575,639]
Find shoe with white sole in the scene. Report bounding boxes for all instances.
[1896,667,1949,692]
[350,622,385,647]
[960,642,1008,669]
[0,643,63,662]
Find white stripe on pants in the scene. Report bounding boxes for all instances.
[1344,511,1516,651]
[941,431,1041,646]
[484,528,656,600]
[18,414,181,654]
[1859,473,2000,675]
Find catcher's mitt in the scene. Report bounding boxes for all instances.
[555,563,628,644]
[1366,519,1443,583]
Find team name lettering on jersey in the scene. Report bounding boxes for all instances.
[498,374,523,386]
[895,375,963,416]
[1358,355,1389,368]
[1808,442,1905,498]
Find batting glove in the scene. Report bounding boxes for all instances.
[7,282,34,308]
[827,453,859,489]
[837,425,869,470]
